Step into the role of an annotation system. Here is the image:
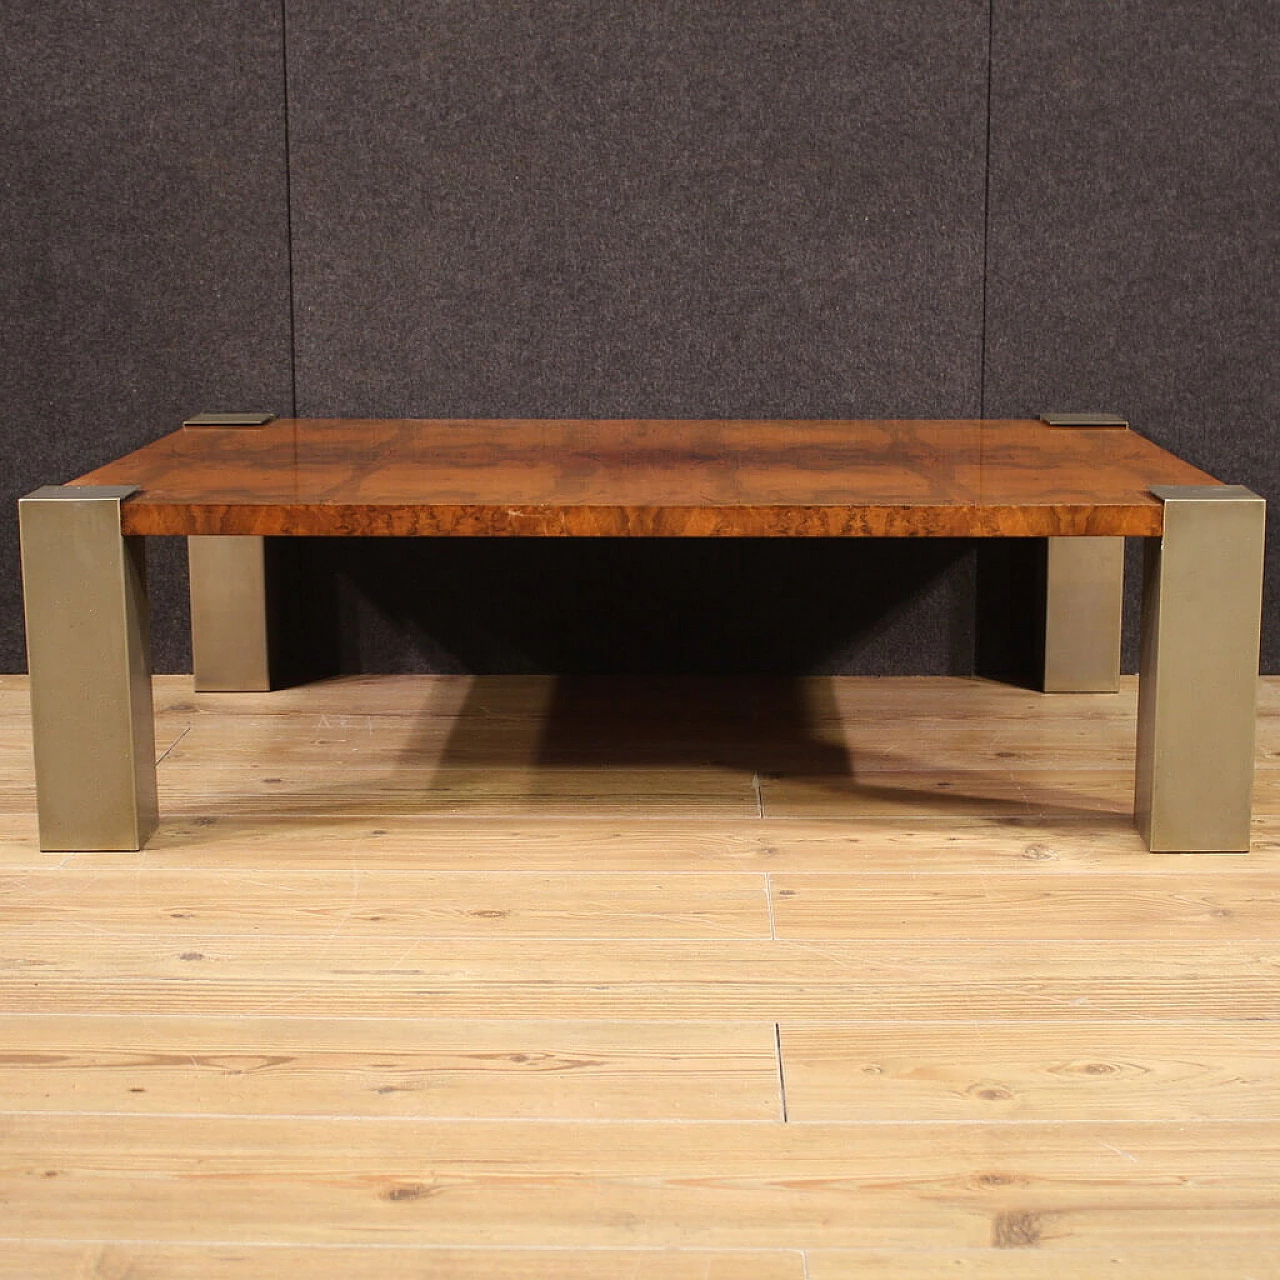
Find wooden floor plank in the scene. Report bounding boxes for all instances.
[141,672,1114,720]
[779,1023,1280,1122]
[3,936,1277,1021]
[8,933,1273,981]
[0,1244,807,1279]
[759,768,1138,819]
[1,670,1276,718]
[164,712,788,765]
[10,978,1277,1022]
[0,1015,779,1121]
[0,869,770,940]
[0,1243,804,1279]
[2,1116,1277,1249]
[153,766,761,819]
[6,814,1280,874]
[762,768,1280,818]
[805,1245,1280,1279]
[769,871,1280,939]
[161,715,816,776]
[161,706,1216,774]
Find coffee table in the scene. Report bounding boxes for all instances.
[20,417,1265,852]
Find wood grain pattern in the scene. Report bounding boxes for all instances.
[0,1245,806,1280]
[157,706,1191,773]
[5,936,1278,1021]
[2,669,1271,717]
[762,769,1280,820]
[0,1015,779,1120]
[67,418,1218,537]
[151,769,761,819]
[805,1246,1280,1279]
[3,1115,1277,1248]
[12,1243,1279,1280]
[0,869,771,939]
[780,1023,1280,1122]
[768,872,1280,939]
[13,812,1280,874]
[758,767,1136,819]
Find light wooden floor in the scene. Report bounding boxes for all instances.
[2,673,1278,1279]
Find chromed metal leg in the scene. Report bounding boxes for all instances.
[188,535,272,692]
[1136,486,1266,852]
[19,486,158,851]
[1042,536,1124,692]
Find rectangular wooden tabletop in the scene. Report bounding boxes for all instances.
[71,418,1219,538]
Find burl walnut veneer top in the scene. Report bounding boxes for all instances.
[73,418,1218,538]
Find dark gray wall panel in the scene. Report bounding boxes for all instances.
[984,0,1280,670]
[289,0,987,419]
[286,0,989,673]
[1,1,292,672]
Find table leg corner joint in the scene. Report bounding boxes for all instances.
[1135,484,1265,852]
[19,484,158,852]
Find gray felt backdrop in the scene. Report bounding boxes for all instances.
[3,1,1276,675]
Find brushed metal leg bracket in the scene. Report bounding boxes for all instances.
[182,413,275,428]
[1039,413,1129,428]
[19,485,158,851]
[189,535,273,691]
[1136,485,1265,852]
[1043,536,1124,692]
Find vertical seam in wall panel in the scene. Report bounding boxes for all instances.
[979,0,995,419]
[280,0,298,417]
